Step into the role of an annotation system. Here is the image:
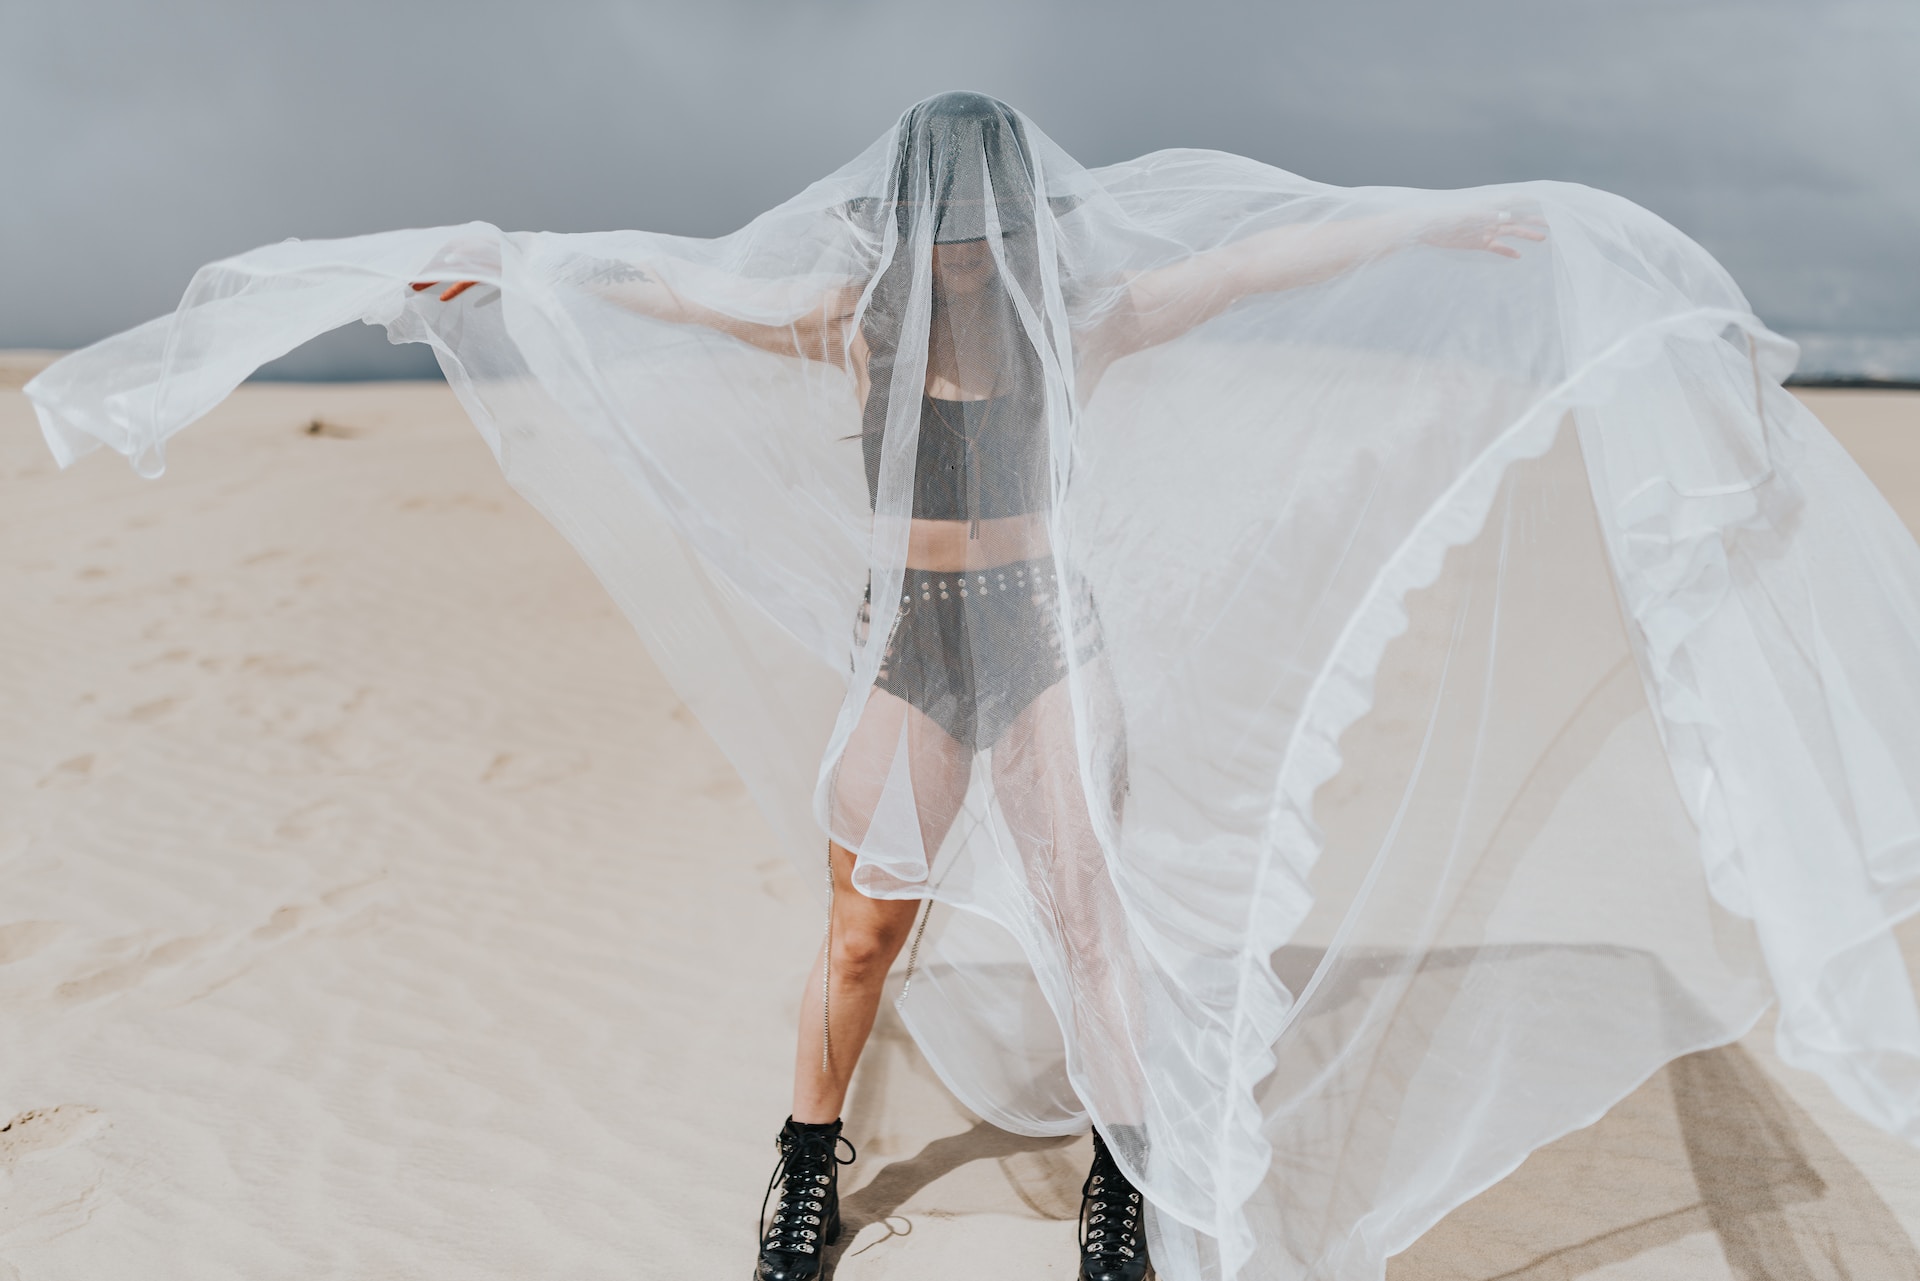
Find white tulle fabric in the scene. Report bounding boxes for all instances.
[28,94,1920,1280]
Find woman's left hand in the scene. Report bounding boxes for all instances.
[1418,208,1549,258]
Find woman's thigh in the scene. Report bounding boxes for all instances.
[989,674,1123,908]
[988,655,1126,855]
[828,686,974,871]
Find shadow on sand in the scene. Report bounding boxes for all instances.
[1396,1041,1918,1280]
[816,1025,1917,1279]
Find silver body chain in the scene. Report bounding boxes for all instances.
[819,842,936,1074]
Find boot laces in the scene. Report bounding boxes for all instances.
[759,1123,856,1258]
[1080,1135,1145,1267]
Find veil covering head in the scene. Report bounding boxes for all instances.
[855,91,1062,542]
[885,89,1048,245]
[25,91,1920,1281]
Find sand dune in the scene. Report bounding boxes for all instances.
[2,357,1916,1278]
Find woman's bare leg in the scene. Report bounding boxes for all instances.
[790,840,923,1122]
[989,669,1158,1277]
[792,688,972,1123]
[990,671,1144,1125]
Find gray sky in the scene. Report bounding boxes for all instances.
[4,0,1916,379]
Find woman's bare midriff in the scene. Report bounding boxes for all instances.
[905,512,1051,571]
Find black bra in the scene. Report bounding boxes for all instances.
[861,392,1050,521]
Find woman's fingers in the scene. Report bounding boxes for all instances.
[406,280,480,301]
[1418,209,1548,257]
[1473,212,1550,257]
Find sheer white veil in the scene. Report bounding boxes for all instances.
[27,91,1920,1280]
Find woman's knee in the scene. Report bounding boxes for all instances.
[833,887,919,969]
[830,918,910,983]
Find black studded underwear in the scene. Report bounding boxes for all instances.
[855,558,1105,750]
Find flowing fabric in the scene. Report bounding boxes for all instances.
[27,92,1920,1280]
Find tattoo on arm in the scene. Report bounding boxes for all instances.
[574,259,654,286]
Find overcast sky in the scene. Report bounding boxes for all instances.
[4,0,1916,379]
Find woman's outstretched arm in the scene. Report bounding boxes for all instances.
[572,263,866,368]
[1078,206,1547,378]
[412,266,865,369]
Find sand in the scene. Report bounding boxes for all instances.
[2,352,1917,1279]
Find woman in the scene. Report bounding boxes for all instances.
[412,92,1535,1281]
[29,92,1920,1281]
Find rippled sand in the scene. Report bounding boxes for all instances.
[3,355,1916,1279]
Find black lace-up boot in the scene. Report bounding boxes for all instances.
[755,1116,855,1281]
[1079,1127,1152,1281]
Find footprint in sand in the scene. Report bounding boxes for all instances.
[54,931,213,1003]
[0,1106,105,1168]
[0,922,64,965]
[251,904,312,943]
[479,749,591,791]
[274,797,347,841]
[238,652,322,679]
[125,695,181,723]
[35,753,94,790]
[245,878,384,947]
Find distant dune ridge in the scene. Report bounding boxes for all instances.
[3,355,1918,1277]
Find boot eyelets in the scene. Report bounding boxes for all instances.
[757,1119,857,1281]
[1079,1130,1152,1281]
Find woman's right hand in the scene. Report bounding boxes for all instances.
[410,280,479,302]
[409,232,501,302]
